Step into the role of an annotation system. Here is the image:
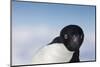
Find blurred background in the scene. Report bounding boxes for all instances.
[12,0,96,65]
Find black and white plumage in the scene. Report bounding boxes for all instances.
[32,25,84,64]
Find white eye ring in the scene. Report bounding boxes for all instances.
[81,35,83,39]
[64,34,68,39]
[73,35,78,42]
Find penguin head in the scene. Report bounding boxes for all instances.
[60,25,84,51]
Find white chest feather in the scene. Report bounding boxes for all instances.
[32,43,74,64]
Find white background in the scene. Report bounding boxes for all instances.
[0,0,100,67]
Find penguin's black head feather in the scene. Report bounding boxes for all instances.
[60,25,84,51]
[48,37,63,45]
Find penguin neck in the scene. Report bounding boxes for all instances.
[50,43,75,53]
[69,50,80,62]
[50,43,75,62]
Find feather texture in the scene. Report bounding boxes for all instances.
[32,43,74,64]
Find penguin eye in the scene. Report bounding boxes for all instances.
[64,34,68,39]
[81,35,83,39]
[73,35,78,42]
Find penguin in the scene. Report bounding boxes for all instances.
[32,25,84,64]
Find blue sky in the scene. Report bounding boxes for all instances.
[12,1,96,65]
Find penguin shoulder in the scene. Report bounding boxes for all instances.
[32,43,74,64]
